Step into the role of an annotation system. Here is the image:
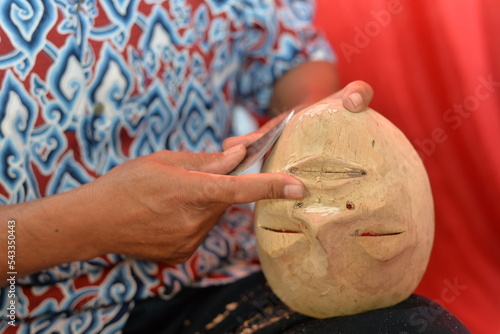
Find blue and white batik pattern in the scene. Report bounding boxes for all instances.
[0,0,334,332]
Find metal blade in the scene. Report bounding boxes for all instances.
[228,110,295,176]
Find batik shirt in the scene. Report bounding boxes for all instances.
[0,0,333,332]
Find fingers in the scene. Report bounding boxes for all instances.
[222,133,261,151]
[222,112,289,150]
[333,80,374,113]
[153,145,247,174]
[192,172,306,204]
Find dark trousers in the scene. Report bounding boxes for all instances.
[123,271,470,334]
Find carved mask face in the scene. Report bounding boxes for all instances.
[254,98,434,318]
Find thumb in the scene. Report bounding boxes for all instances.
[192,172,306,204]
[332,80,374,113]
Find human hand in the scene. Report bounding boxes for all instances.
[223,81,374,149]
[332,80,374,113]
[86,146,305,263]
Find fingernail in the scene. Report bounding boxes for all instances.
[348,92,362,109]
[284,184,306,199]
[224,145,243,156]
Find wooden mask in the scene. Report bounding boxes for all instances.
[255,98,434,318]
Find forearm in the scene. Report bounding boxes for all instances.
[0,185,103,284]
[269,61,341,116]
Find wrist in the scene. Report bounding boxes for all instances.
[6,186,104,278]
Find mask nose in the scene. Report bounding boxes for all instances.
[291,198,359,236]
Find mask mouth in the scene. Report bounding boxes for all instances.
[286,156,367,178]
[291,166,366,178]
[285,155,368,189]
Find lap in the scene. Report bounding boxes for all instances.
[123,271,470,334]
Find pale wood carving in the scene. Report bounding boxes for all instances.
[255,98,434,318]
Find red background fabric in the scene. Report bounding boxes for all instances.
[315,1,500,333]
